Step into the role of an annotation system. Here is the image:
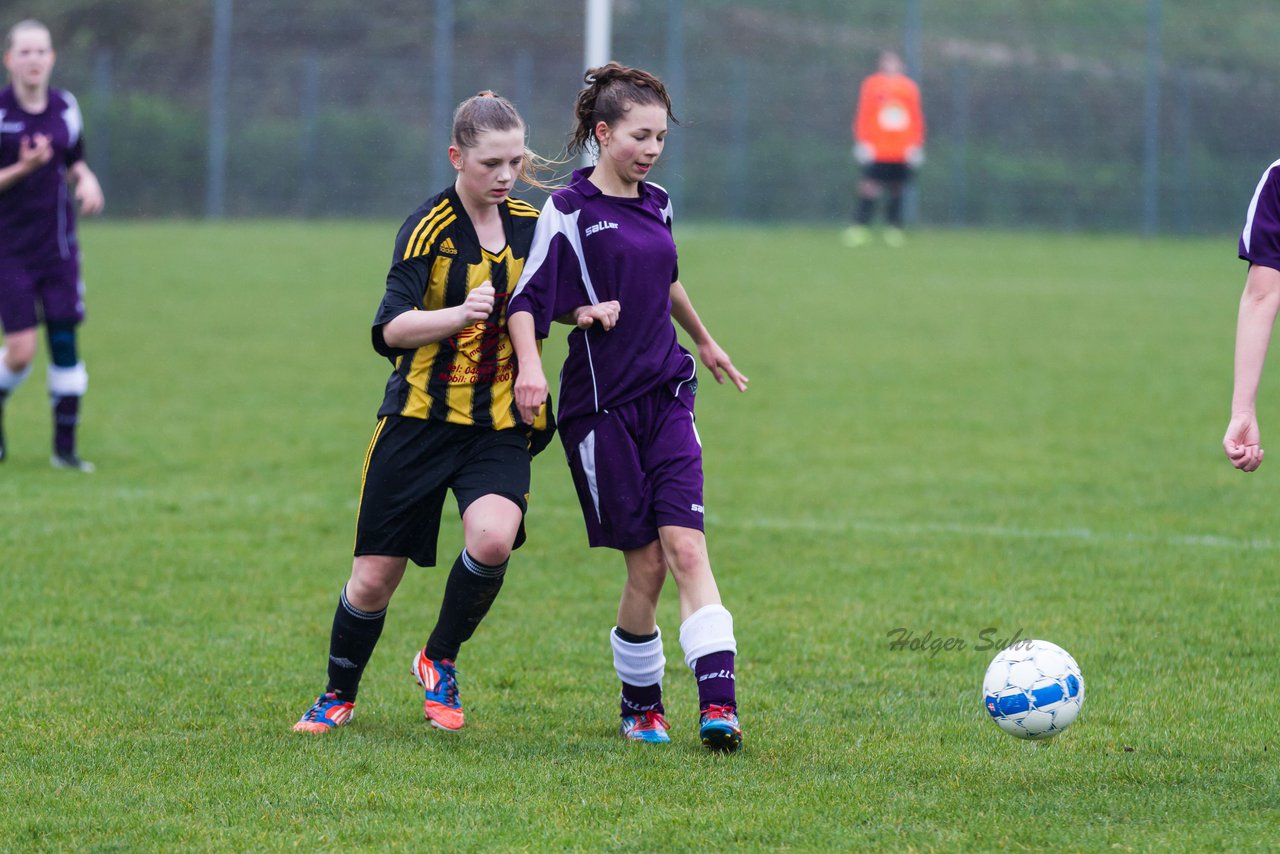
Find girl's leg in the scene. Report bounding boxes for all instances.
[856,177,883,225]
[613,541,670,737]
[327,554,408,699]
[423,494,522,663]
[884,180,906,229]
[413,495,522,732]
[0,328,38,462]
[659,525,741,750]
[656,526,721,622]
[46,320,89,467]
[618,540,666,633]
[294,554,406,733]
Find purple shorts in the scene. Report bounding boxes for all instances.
[559,385,704,551]
[0,258,84,333]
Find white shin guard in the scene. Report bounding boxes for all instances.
[48,362,89,397]
[611,627,666,687]
[679,604,737,670]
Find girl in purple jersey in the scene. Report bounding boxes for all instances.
[0,20,104,471]
[508,63,749,751]
[1224,159,1280,472]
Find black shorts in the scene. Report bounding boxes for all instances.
[354,416,532,567]
[863,161,913,183]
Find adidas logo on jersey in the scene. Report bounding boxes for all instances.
[585,220,619,237]
[439,237,458,255]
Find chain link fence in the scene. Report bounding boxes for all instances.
[14,0,1280,233]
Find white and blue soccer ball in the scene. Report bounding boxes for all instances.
[982,639,1084,740]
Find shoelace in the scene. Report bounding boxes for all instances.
[306,694,342,721]
[702,704,736,721]
[645,712,669,730]
[626,711,668,733]
[437,665,460,706]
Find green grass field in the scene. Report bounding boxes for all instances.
[1,220,1276,851]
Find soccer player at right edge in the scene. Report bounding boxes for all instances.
[509,63,748,751]
[1224,157,1280,472]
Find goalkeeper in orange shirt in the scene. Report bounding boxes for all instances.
[844,51,925,248]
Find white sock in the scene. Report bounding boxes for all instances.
[48,362,89,397]
[678,604,737,670]
[611,626,666,687]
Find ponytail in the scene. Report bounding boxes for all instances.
[568,62,678,158]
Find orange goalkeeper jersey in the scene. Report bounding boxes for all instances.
[853,72,925,163]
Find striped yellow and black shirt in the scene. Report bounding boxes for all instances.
[372,186,552,443]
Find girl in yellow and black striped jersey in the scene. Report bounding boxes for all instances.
[294,91,573,734]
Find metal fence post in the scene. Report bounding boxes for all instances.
[1142,0,1162,235]
[430,0,455,193]
[299,53,320,215]
[949,63,969,227]
[92,48,112,204]
[728,57,748,220]
[665,0,685,213]
[206,0,232,218]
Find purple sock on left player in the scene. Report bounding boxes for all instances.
[694,650,736,710]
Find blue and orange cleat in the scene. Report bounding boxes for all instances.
[698,704,742,752]
[293,691,355,733]
[620,710,671,744]
[412,649,464,731]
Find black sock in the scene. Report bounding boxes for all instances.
[856,196,876,226]
[52,395,80,456]
[324,586,387,701]
[424,550,507,662]
[885,193,904,228]
[614,626,656,645]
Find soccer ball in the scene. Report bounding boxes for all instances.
[982,639,1084,740]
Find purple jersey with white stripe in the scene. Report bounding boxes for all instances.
[0,85,85,264]
[1239,159,1280,271]
[509,168,695,423]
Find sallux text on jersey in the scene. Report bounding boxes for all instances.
[584,220,619,237]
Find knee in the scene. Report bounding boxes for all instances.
[662,532,709,581]
[2,340,36,371]
[626,548,667,595]
[465,531,513,568]
[347,556,405,608]
[461,497,521,567]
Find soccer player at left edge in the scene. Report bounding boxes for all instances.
[0,19,104,471]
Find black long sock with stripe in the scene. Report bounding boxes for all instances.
[424,550,507,662]
[324,586,387,702]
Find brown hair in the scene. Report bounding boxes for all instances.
[568,63,678,158]
[452,90,556,190]
[5,19,50,52]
